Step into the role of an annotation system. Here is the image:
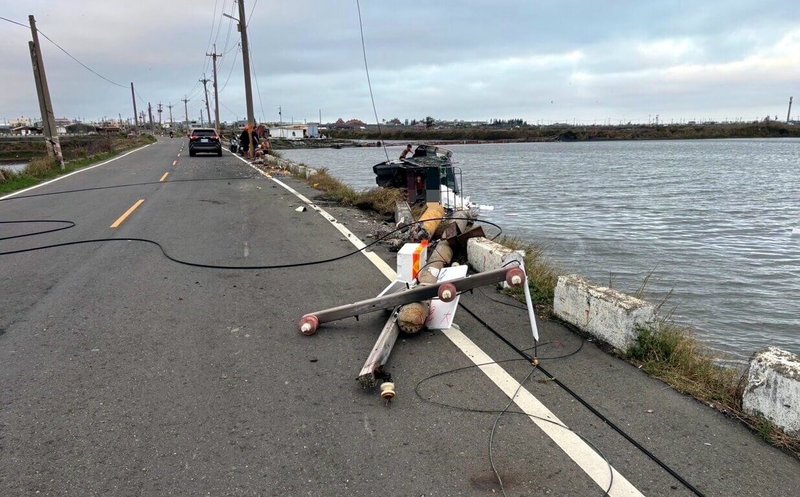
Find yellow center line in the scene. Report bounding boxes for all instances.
[110,199,145,229]
[160,172,170,182]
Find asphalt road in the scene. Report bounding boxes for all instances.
[1,137,798,496]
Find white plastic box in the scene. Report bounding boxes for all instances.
[396,243,428,283]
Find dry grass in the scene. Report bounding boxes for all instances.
[0,134,156,194]
[292,162,800,458]
[303,168,402,216]
[496,236,561,310]
[24,156,59,176]
[628,322,800,458]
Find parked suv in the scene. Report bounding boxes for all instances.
[188,128,222,156]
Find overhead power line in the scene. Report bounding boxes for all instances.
[0,15,27,28]
[36,29,128,89]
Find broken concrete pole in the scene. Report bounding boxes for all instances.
[417,240,453,285]
[411,202,445,240]
[397,301,430,334]
[397,240,454,334]
[742,347,800,436]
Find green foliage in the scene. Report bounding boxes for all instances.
[327,122,800,142]
[0,135,154,194]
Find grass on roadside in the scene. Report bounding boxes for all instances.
[301,168,403,217]
[496,236,560,311]
[628,321,800,458]
[0,135,155,195]
[286,161,800,458]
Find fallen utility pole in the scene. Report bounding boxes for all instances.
[299,265,526,335]
[28,15,64,168]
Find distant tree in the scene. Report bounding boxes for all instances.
[424,116,435,128]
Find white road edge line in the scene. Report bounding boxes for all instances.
[0,143,154,201]
[233,153,644,496]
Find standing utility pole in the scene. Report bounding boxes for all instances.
[788,97,793,123]
[207,45,222,132]
[199,75,212,127]
[157,102,163,127]
[130,82,139,132]
[147,102,154,130]
[167,103,174,126]
[237,0,256,157]
[28,15,64,168]
[182,96,190,130]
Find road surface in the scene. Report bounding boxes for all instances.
[1,137,798,496]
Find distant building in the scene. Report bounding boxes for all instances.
[12,125,40,136]
[268,124,319,140]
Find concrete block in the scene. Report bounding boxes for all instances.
[467,237,525,274]
[743,347,800,436]
[553,274,655,352]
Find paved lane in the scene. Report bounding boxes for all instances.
[1,138,798,496]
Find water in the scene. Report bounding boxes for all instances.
[0,162,27,173]
[283,139,800,359]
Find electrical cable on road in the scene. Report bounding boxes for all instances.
[1,169,704,495]
[0,213,503,268]
[455,301,708,497]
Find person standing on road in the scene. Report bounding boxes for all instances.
[239,126,251,157]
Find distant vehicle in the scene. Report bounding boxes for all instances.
[188,128,222,156]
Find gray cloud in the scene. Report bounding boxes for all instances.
[1,0,797,124]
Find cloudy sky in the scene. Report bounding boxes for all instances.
[1,0,798,125]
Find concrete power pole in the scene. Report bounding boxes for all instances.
[207,44,222,132]
[130,82,139,132]
[199,75,212,127]
[182,96,189,130]
[148,102,154,130]
[28,15,64,168]
[237,0,256,157]
[167,103,174,126]
[157,102,163,127]
[788,97,793,123]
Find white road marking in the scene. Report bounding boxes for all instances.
[243,241,250,258]
[233,153,645,496]
[442,327,644,497]
[0,144,153,201]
